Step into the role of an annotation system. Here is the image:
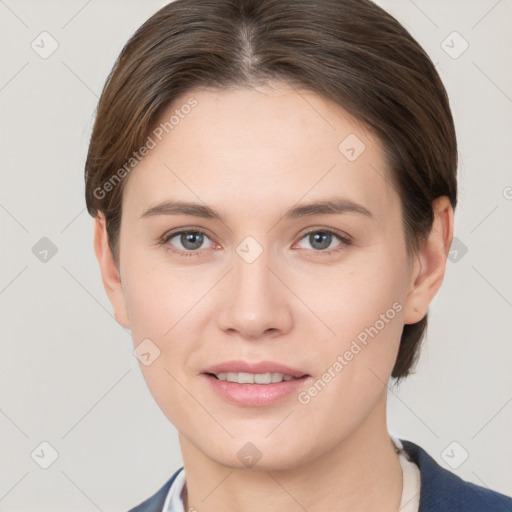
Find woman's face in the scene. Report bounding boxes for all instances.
[114,83,418,469]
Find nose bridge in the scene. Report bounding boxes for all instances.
[216,238,293,338]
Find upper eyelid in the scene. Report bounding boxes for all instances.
[297,227,351,240]
[161,226,211,240]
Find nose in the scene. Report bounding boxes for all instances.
[216,246,294,341]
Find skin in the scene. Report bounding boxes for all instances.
[94,82,453,512]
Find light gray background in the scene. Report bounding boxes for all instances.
[0,0,511,510]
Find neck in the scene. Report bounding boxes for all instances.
[179,394,402,512]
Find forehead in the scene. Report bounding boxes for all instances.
[122,84,397,221]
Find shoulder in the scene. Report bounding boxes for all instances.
[127,468,183,512]
[400,439,512,512]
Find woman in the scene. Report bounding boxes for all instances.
[85,0,512,510]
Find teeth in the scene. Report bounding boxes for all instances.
[215,372,297,384]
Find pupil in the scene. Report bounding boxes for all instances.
[182,232,203,250]
[311,232,331,250]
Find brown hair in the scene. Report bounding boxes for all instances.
[84,0,458,380]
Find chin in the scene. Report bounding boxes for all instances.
[214,453,304,472]
[202,437,315,473]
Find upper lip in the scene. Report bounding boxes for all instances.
[203,360,308,378]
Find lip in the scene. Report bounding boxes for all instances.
[203,374,311,407]
[201,360,311,407]
[202,360,308,378]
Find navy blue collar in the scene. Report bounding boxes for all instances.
[400,439,511,511]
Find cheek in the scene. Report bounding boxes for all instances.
[308,247,408,381]
[120,261,201,427]
[123,280,169,342]
[294,270,405,442]
[300,249,407,338]
[120,248,198,340]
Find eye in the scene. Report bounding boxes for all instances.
[294,229,351,254]
[161,228,216,256]
[160,227,351,257]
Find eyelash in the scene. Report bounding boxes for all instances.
[160,228,216,258]
[159,227,352,258]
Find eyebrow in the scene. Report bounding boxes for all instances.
[139,197,373,221]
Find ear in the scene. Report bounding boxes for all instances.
[403,196,454,324]
[93,213,130,329]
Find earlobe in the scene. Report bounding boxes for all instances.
[403,196,454,324]
[93,213,130,329]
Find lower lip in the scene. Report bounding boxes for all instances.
[203,374,311,407]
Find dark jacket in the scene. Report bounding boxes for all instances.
[128,439,512,511]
